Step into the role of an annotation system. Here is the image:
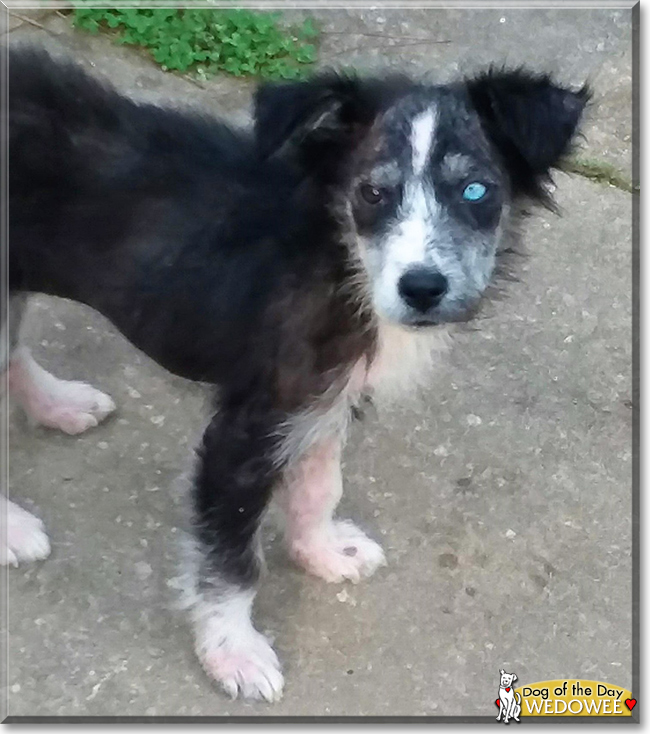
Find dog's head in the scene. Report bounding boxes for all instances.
[255,69,589,328]
[500,669,518,688]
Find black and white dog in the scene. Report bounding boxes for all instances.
[3,46,588,701]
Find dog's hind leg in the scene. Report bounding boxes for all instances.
[5,295,115,435]
[1,294,51,566]
[279,435,386,584]
[8,346,115,434]
[182,398,285,702]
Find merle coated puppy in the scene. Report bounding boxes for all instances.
[4,46,588,700]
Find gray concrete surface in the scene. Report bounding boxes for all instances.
[5,6,634,718]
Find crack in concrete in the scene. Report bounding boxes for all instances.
[561,157,637,194]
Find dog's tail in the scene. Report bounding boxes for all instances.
[515,692,522,704]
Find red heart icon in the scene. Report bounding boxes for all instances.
[625,698,637,711]
[495,699,500,708]
[506,687,511,692]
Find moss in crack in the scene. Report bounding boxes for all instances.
[560,157,637,194]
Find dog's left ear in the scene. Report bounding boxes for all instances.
[254,73,412,177]
[512,674,518,682]
[466,67,591,198]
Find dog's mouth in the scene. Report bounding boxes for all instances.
[400,299,483,329]
[409,318,442,329]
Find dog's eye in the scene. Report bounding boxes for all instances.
[462,182,488,202]
[359,184,383,205]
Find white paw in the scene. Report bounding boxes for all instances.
[2,500,51,566]
[289,520,387,583]
[28,380,115,435]
[197,628,284,702]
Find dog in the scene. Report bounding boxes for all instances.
[3,45,588,701]
[497,669,522,723]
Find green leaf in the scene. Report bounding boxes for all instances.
[300,17,319,39]
[71,7,319,80]
[296,44,316,63]
[105,14,121,29]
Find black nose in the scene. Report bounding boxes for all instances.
[398,268,448,313]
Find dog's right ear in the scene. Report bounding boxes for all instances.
[254,73,412,170]
[500,669,505,675]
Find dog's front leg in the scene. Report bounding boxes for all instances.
[504,700,512,723]
[279,435,386,583]
[183,400,284,702]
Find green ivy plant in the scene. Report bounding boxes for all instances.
[72,8,318,80]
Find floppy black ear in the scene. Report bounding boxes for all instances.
[254,73,413,175]
[466,67,591,199]
[254,74,356,159]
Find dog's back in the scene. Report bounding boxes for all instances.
[9,46,252,191]
[9,47,256,299]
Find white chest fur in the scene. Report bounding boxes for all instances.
[365,320,451,402]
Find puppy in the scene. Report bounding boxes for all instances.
[4,46,588,700]
[497,669,522,723]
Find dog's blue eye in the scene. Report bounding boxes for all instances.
[462,182,487,201]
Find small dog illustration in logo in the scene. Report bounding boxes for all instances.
[496,669,522,723]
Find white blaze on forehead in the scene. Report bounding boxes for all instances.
[410,108,437,175]
[370,108,442,321]
[393,183,431,264]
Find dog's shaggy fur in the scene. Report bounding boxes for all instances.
[3,46,588,700]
